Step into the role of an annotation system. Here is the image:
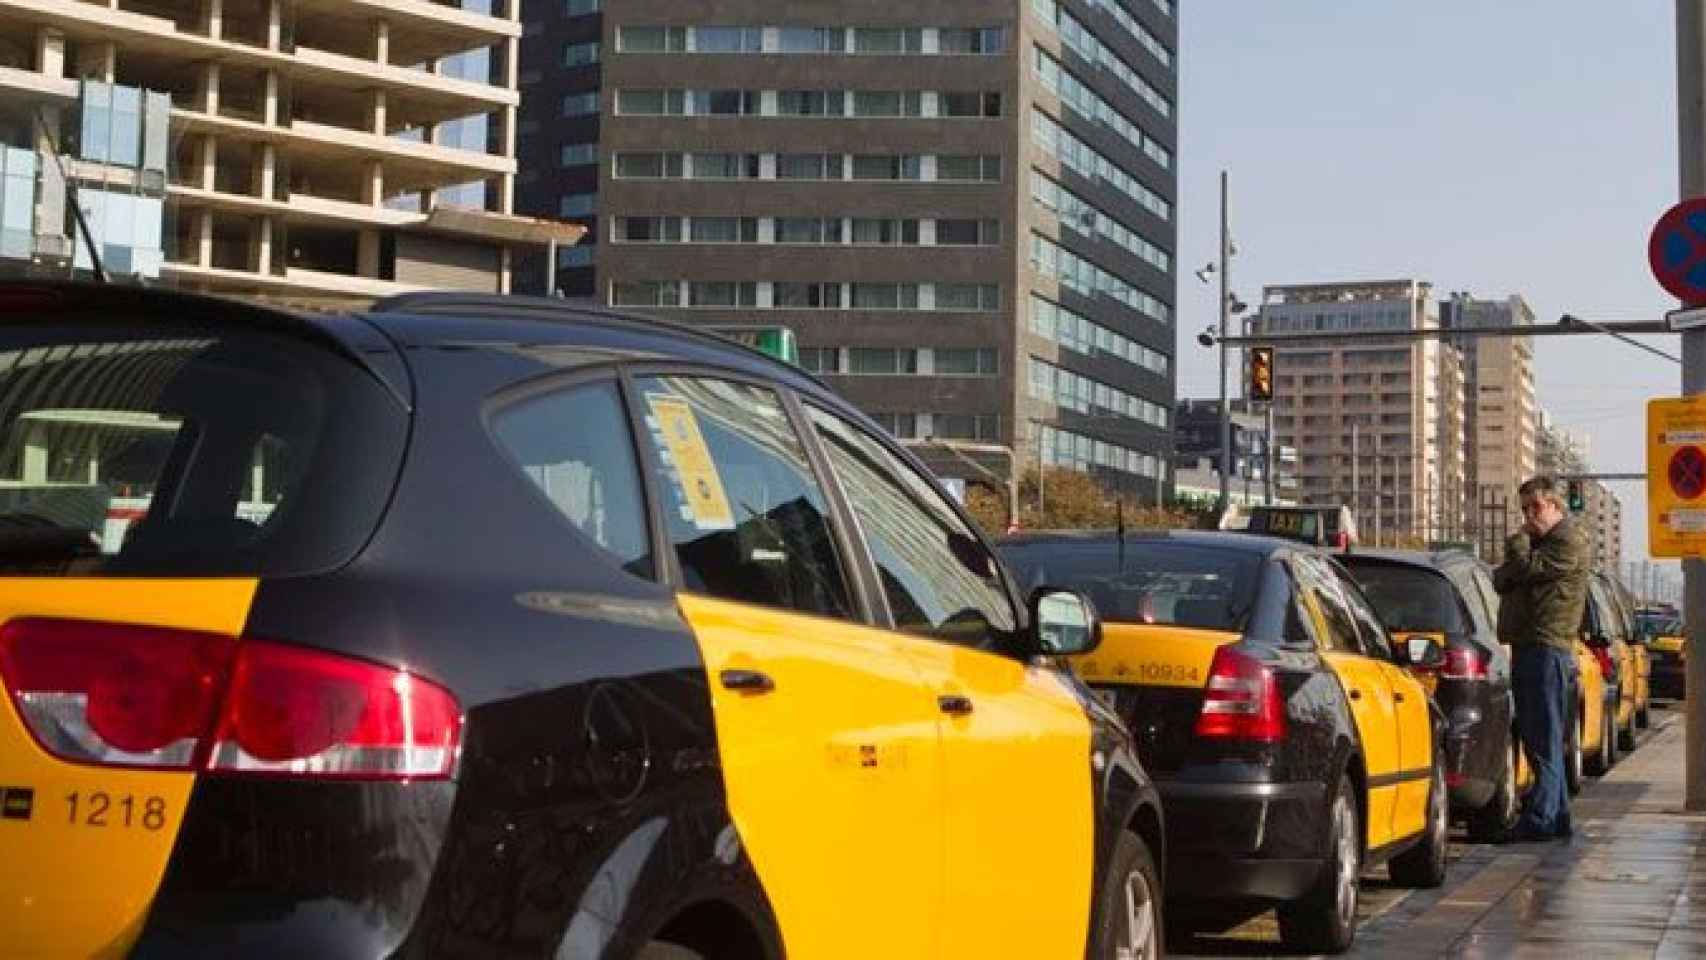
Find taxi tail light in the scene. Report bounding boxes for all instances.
[207,640,461,780]
[0,617,460,779]
[1195,645,1286,743]
[1441,647,1488,680]
[1591,647,1615,683]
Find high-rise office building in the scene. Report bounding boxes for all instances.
[516,0,1179,501]
[0,0,580,303]
[1442,292,1539,554]
[1258,279,1467,542]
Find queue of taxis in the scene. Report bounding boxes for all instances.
[0,284,1168,960]
[1335,551,1533,841]
[1639,608,1687,700]
[1000,531,1447,955]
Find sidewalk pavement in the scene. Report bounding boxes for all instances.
[1349,705,1706,958]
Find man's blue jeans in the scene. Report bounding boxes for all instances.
[1513,643,1575,837]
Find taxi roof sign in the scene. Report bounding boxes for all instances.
[1647,395,1706,558]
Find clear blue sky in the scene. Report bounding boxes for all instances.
[1174,0,1681,572]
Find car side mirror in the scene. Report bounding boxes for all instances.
[1030,587,1102,656]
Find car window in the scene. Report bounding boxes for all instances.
[0,323,407,577]
[1468,565,1501,629]
[1340,560,1470,634]
[1582,583,1606,636]
[1442,566,1489,634]
[999,539,1261,632]
[1333,565,1393,660]
[807,406,1015,646]
[632,375,853,620]
[490,379,653,579]
[1589,581,1621,641]
[1293,555,1362,654]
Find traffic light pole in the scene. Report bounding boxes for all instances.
[1677,0,1706,812]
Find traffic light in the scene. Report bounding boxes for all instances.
[1248,347,1274,402]
[1566,479,1585,513]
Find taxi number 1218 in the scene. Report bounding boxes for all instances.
[65,791,167,831]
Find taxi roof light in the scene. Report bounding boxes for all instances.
[0,617,460,780]
[1195,644,1286,743]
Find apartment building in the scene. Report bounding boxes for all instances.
[1257,279,1466,542]
[0,0,581,303]
[516,0,1180,502]
[1443,292,1539,552]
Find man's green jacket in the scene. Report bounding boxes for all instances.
[1493,516,1591,653]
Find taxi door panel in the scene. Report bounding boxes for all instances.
[1321,652,1401,848]
[904,639,1094,959]
[679,594,944,960]
[1381,662,1434,840]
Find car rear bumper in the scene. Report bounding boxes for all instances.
[1652,658,1686,699]
[1159,779,1328,901]
[129,778,455,958]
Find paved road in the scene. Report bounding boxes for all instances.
[1171,702,1695,958]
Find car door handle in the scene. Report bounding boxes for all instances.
[938,694,975,716]
[720,669,774,694]
[1348,688,1363,701]
[1394,691,1406,703]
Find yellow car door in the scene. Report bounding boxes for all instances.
[632,375,948,959]
[1295,556,1403,850]
[806,406,1094,958]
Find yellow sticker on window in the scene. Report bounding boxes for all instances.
[646,394,736,531]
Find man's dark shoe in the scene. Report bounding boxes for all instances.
[1506,824,1561,843]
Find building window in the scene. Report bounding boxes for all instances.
[776,218,842,243]
[935,348,999,376]
[689,152,761,179]
[937,155,1002,182]
[612,282,679,307]
[774,283,844,309]
[850,219,919,245]
[852,28,923,54]
[565,0,599,14]
[688,217,759,243]
[851,90,924,118]
[687,281,758,307]
[936,219,1000,246]
[618,26,687,52]
[800,347,843,373]
[778,26,847,52]
[562,92,600,116]
[615,89,684,115]
[613,152,683,178]
[777,153,843,179]
[940,91,1001,118]
[851,284,920,311]
[851,154,922,180]
[614,217,683,242]
[848,348,919,375]
[563,41,601,66]
[939,27,1005,54]
[695,26,764,53]
[936,284,1000,312]
[776,90,847,117]
[561,143,598,166]
[560,193,596,217]
[558,246,594,269]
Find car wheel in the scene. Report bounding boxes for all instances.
[1468,740,1520,843]
[1565,711,1584,796]
[1092,829,1162,960]
[1585,707,1611,776]
[1390,754,1448,887]
[1638,703,1651,729]
[1278,773,1360,954]
[1620,705,1639,752]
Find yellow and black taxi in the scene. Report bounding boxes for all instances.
[999,531,1445,955]
[1603,576,1652,728]
[1567,584,1624,793]
[1336,550,1533,842]
[1586,573,1642,757]
[0,284,1167,959]
[1638,609,1686,700]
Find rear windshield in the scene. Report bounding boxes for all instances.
[0,323,407,577]
[1340,560,1468,634]
[1001,540,1262,631]
[1638,613,1682,637]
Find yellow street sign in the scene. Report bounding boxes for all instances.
[1649,396,1706,557]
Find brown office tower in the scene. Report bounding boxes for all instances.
[517,0,1179,505]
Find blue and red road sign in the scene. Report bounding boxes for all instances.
[1650,198,1706,305]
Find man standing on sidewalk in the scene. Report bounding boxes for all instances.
[1494,476,1592,841]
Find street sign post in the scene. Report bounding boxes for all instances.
[1670,305,1706,331]
[1648,395,1706,557]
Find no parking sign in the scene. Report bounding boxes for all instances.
[1649,396,1706,557]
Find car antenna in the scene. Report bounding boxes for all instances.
[33,104,107,283]
[1116,499,1126,572]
